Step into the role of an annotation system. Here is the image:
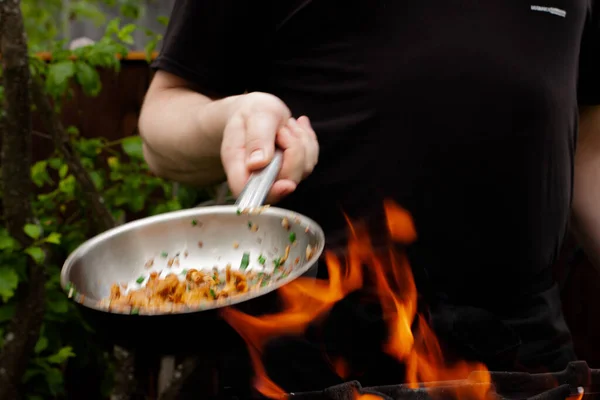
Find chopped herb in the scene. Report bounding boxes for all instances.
[261,280,269,287]
[191,219,198,226]
[160,252,168,258]
[65,282,77,298]
[213,273,218,281]
[181,269,188,275]
[258,254,266,265]
[240,252,250,271]
[273,257,282,268]
[236,209,242,215]
[289,232,296,243]
[248,221,253,228]
[131,308,140,315]
[136,276,145,284]
[257,272,264,279]
[209,289,216,299]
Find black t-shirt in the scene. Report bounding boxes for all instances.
[153,0,600,372]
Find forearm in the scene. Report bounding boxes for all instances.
[572,105,600,266]
[138,79,240,185]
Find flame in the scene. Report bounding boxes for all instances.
[353,389,384,400]
[221,200,491,399]
[568,387,584,400]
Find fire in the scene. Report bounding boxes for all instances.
[221,200,491,399]
[353,389,383,400]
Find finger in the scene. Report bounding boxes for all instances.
[265,179,297,204]
[276,125,305,185]
[221,115,249,197]
[245,112,282,170]
[297,116,316,140]
[296,116,319,166]
[289,117,319,177]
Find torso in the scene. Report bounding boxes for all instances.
[262,0,589,304]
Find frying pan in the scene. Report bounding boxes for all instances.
[60,150,325,352]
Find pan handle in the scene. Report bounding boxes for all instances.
[234,149,283,209]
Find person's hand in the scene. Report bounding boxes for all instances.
[221,92,319,203]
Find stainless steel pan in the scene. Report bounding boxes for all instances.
[60,150,325,350]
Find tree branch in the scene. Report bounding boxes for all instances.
[158,357,199,400]
[0,2,46,399]
[30,61,142,400]
[30,78,116,233]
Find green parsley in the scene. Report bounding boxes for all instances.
[136,276,145,284]
[289,232,296,243]
[240,252,250,271]
[258,254,266,265]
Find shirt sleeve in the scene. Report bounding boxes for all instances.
[151,0,267,98]
[578,1,600,106]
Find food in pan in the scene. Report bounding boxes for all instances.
[105,263,280,314]
[97,216,317,314]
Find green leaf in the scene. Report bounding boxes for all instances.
[90,171,104,190]
[0,232,19,251]
[107,156,119,170]
[44,232,61,245]
[157,16,170,26]
[45,367,64,396]
[24,223,42,240]
[69,1,106,26]
[120,4,140,20]
[121,136,143,159]
[66,125,80,136]
[144,37,158,62]
[75,61,102,97]
[47,346,75,364]
[58,175,76,196]
[47,291,69,315]
[22,367,44,384]
[105,18,121,35]
[31,161,51,187]
[45,60,76,98]
[34,335,48,354]
[58,164,69,179]
[0,267,19,302]
[48,158,63,170]
[25,247,45,264]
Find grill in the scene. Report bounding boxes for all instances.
[287,361,598,400]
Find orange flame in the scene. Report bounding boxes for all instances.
[567,387,584,400]
[221,200,491,399]
[353,388,384,400]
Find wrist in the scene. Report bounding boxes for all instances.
[196,94,242,151]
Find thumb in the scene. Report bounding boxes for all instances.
[245,112,281,170]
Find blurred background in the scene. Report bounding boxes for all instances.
[0,1,598,399]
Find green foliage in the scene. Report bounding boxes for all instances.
[0,1,209,399]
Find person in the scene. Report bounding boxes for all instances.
[139,0,600,394]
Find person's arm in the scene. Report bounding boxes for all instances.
[139,70,237,186]
[139,0,319,200]
[572,1,600,267]
[572,106,600,267]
